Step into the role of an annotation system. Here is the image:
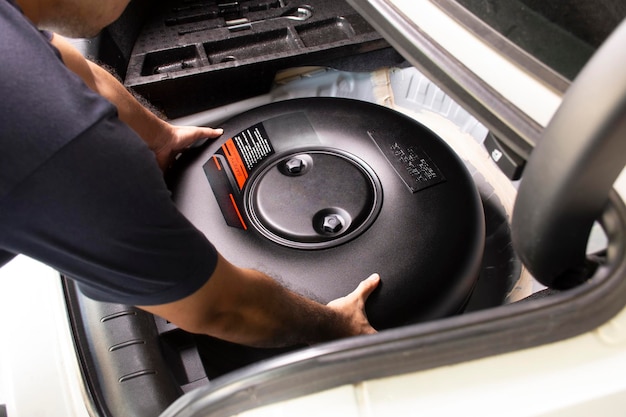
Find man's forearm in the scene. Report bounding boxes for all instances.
[200,268,359,347]
[85,59,171,142]
[50,34,170,144]
[139,254,379,348]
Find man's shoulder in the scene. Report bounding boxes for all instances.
[0,5,116,198]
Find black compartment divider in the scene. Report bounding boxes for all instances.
[141,45,205,76]
[203,28,300,64]
[121,0,390,117]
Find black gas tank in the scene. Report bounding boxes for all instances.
[170,97,484,329]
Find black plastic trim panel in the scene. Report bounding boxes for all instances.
[64,282,183,417]
[161,190,626,417]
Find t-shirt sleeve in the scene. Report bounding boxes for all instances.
[0,112,218,305]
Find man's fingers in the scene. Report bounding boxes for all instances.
[354,273,380,301]
[183,127,224,149]
[202,127,224,138]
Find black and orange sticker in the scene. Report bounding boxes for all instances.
[203,123,275,229]
[229,193,247,230]
[219,124,274,189]
[212,155,222,170]
[222,139,248,189]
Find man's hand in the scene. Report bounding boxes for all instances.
[327,274,380,337]
[152,124,223,170]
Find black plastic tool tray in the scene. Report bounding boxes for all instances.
[124,0,389,117]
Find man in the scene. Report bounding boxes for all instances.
[0,0,380,348]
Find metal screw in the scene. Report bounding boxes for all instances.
[322,214,343,234]
[285,158,305,174]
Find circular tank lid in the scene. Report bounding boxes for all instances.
[246,149,382,249]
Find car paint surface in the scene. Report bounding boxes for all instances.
[2,0,626,415]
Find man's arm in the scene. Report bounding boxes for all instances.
[139,254,380,348]
[49,33,222,170]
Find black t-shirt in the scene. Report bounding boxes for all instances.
[0,0,218,305]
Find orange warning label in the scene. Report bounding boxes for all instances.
[222,139,248,189]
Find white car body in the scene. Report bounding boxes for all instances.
[2,0,625,416]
